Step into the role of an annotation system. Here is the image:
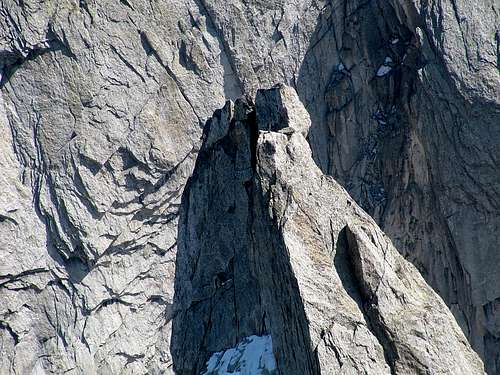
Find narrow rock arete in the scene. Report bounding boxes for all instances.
[0,0,498,374]
[172,86,485,375]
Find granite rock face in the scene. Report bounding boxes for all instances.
[172,88,485,374]
[0,0,498,374]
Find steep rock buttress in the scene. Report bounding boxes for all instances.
[1,1,498,373]
[172,85,485,375]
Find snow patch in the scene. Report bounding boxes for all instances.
[376,57,393,77]
[201,335,277,375]
[376,65,391,76]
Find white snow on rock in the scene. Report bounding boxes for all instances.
[376,56,393,77]
[200,335,277,375]
[376,65,392,76]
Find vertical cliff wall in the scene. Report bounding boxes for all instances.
[0,0,499,373]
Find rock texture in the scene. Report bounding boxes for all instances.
[0,0,498,374]
[172,86,485,374]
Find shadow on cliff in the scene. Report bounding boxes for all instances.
[295,2,500,373]
[170,100,321,375]
[294,0,414,212]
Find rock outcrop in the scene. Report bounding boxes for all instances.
[172,86,485,374]
[0,0,498,374]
